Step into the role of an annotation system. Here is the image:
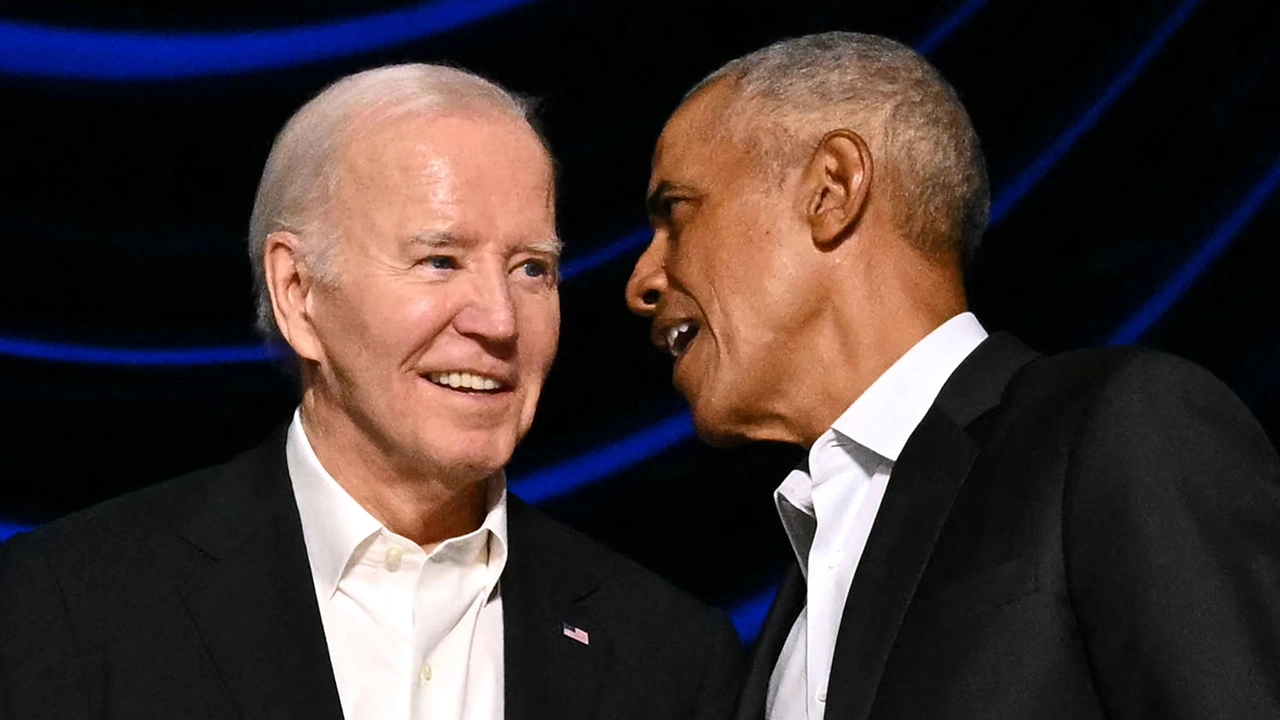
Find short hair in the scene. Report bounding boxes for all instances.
[247,63,546,346]
[691,32,989,262]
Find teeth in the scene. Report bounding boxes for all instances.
[667,321,693,358]
[427,371,503,391]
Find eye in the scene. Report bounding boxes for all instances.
[517,258,559,283]
[422,255,458,270]
[664,197,695,233]
[521,259,548,277]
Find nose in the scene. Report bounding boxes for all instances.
[455,266,518,345]
[625,234,667,317]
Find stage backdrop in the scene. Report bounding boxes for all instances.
[1,0,1278,639]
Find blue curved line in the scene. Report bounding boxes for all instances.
[0,412,692,541]
[509,411,693,503]
[989,0,1204,224]
[0,0,998,366]
[558,228,650,283]
[1107,149,1280,346]
[0,336,278,366]
[0,0,539,81]
[0,228,650,367]
[915,0,990,56]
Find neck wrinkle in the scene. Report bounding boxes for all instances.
[298,392,491,548]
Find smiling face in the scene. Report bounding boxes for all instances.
[626,83,832,446]
[301,110,559,482]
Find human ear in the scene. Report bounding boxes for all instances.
[263,231,324,363]
[803,129,873,247]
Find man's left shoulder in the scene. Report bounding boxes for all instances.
[1003,343,1249,421]
[1034,345,1256,426]
[1021,345,1280,485]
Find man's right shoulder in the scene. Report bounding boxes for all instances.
[1,432,280,570]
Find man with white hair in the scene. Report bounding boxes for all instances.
[627,32,1280,719]
[0,64,742,720]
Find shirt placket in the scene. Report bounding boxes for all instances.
[808,477,843,719]
[410,534,490,719]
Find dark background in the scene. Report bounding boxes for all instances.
[1,0,1278,635]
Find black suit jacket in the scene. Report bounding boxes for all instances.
[0,429,743,720]
[739,333,1280,719]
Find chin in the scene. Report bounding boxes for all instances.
[420,429,518,480]
[688,400,752,449]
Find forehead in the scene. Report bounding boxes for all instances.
[340,110,553,205]
[652,81,753,188]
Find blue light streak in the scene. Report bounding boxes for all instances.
[0,226,650,367]
[0,337,278,366]
[1106,149,1280,345]
[729,586,779,644]
[558,228,651,283]
[989,0,1204,224]
[0,0,538,81]
[915,0,990,56]
[0,0,994,367]
[0,521,29,543]
[4,0,1227,646]
[509,411,693,503]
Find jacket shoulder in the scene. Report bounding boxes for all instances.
[999,344,1232,418]
[3,437,272,566]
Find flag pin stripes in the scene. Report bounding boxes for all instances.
[562,623,589,645]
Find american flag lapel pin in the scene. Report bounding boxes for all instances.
[562,622,590,646]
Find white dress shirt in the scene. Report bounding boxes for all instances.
[286,411,507,720]
[766,313,988,720]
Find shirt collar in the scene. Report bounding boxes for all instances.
[828,312,987,463]
[771,312,986,571]
[285,409,510,599]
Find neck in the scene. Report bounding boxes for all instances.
[298,391,489,549]
[783,244,967,447]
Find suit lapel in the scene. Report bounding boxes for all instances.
[503,498,606,720]
[178,430,345,720]
[736,567,805,720]
[823,333,1039,720]
[822,409,978,720]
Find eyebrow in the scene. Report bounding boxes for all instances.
[406,230,469,249]
[406,230,562,258]
[523,238,564,258]
[646,181,700,222]
[646,181,675,220]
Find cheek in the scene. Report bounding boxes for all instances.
[357,286,457,358]
[519,295,560,375]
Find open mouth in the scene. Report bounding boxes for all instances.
[424,371,510,394]
[665,320,701,359]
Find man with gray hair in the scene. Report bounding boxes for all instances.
[0,63,742,720]
[627,32,1280,719]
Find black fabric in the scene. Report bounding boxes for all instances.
[0,429,743,720]
[738,333,1280,720]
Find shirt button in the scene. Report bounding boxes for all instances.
[818,686,827,703]
[384,546,404,572]
[419,661,432,683]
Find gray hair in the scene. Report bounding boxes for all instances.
[692,32,989,262]
[247,63,544,345]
